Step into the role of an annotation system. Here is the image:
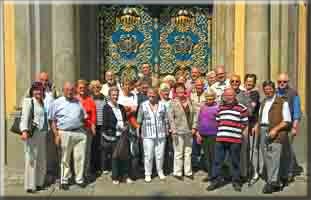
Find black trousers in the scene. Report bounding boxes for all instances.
[90,126,103,174]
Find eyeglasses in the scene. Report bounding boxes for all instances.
[277,80,288,84]
[230,80,240,84]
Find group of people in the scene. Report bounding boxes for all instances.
[18,63,302,194]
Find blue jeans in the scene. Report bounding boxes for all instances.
[191,137,202,168]
[212,142,242,182]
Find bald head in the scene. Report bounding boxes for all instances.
[37,72,49,89]
[277,72,289,89]
[215,65,226,82]
[63,82,75,100]
[223,88,236,104]
[105,70,115,85]
[191,67,201,80]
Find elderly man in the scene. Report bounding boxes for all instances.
[100,70,120,96]
[254,80,291,194]
[139,63,153,86]
[207,88,248,192]
[276,73,302,183]
[190,78,205,170]
[204,70,217,90]
[210,65,230,103]
[49,82,88,190]
[186,66,201,93]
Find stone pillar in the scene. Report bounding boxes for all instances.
[51,4,77,89]
[288,4,299,89]
[245,4,270,84]
[214,4,225,67]
[269,3,281,82]
[15,4,32,104]
[39,4,53,76]
[224,4,235,75]
[280,4,289,73]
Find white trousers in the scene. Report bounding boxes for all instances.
[59,130,87,184]
[172,134,193,176]
[143,137,166,176]
[24,130,47,190]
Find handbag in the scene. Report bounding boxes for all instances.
[112,127,130,160]
[10,98,35,137]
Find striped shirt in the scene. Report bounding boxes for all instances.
[137,101,169,139]
[91,94,107,126]
[216,102,248,143]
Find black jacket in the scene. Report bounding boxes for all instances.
[101,103,127,138]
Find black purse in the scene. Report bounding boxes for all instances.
[10,98,35,137]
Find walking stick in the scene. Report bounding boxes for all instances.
[248,125,256,187]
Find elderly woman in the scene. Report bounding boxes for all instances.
[169,83,197,180]
[20,81,48,193]
[159,83,174,175]
[89,80,108,176]
[195,89,219,182]
[137,87,170,183]
[101,86,132,184]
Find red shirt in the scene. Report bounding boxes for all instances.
[76,95,97,129]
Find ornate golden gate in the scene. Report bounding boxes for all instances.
[97,5,213,81]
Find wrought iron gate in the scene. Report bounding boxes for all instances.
[97,5,213,81]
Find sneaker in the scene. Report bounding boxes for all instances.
[185,175,194,180]
[145,176,152,183]
[126,178,134,184]
[103,170,109,175]
[158,172,166,180]
[112,180,120,185]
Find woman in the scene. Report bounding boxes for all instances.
[75,80,97,183]
[101,86,132,184]
[169,83,196,180]
[89,80,108,176]
[171,76,191,99]
[159,83,174,175]
[20,81,48,193]
[137,87,169,183]
[118,79,140,180]
[195,89,219,182]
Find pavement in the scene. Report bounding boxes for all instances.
[3,167,309,197]
[3,116,309,197]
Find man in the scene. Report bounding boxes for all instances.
[136,80,150,107]
[75,80,97,182]
[190,79,205,170]
[186,66,201,93]
[254,80,291,193]
[207,88,248,192]
[210,65,230,103]
[139,63,153,86]
[276,73,302,183]
[229,74,253,181]
[204,70,217,91]
[100,70,120,96]
[49,82,88,190]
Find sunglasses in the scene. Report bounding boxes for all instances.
[277,80,288,84]
[230,80,240,84]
